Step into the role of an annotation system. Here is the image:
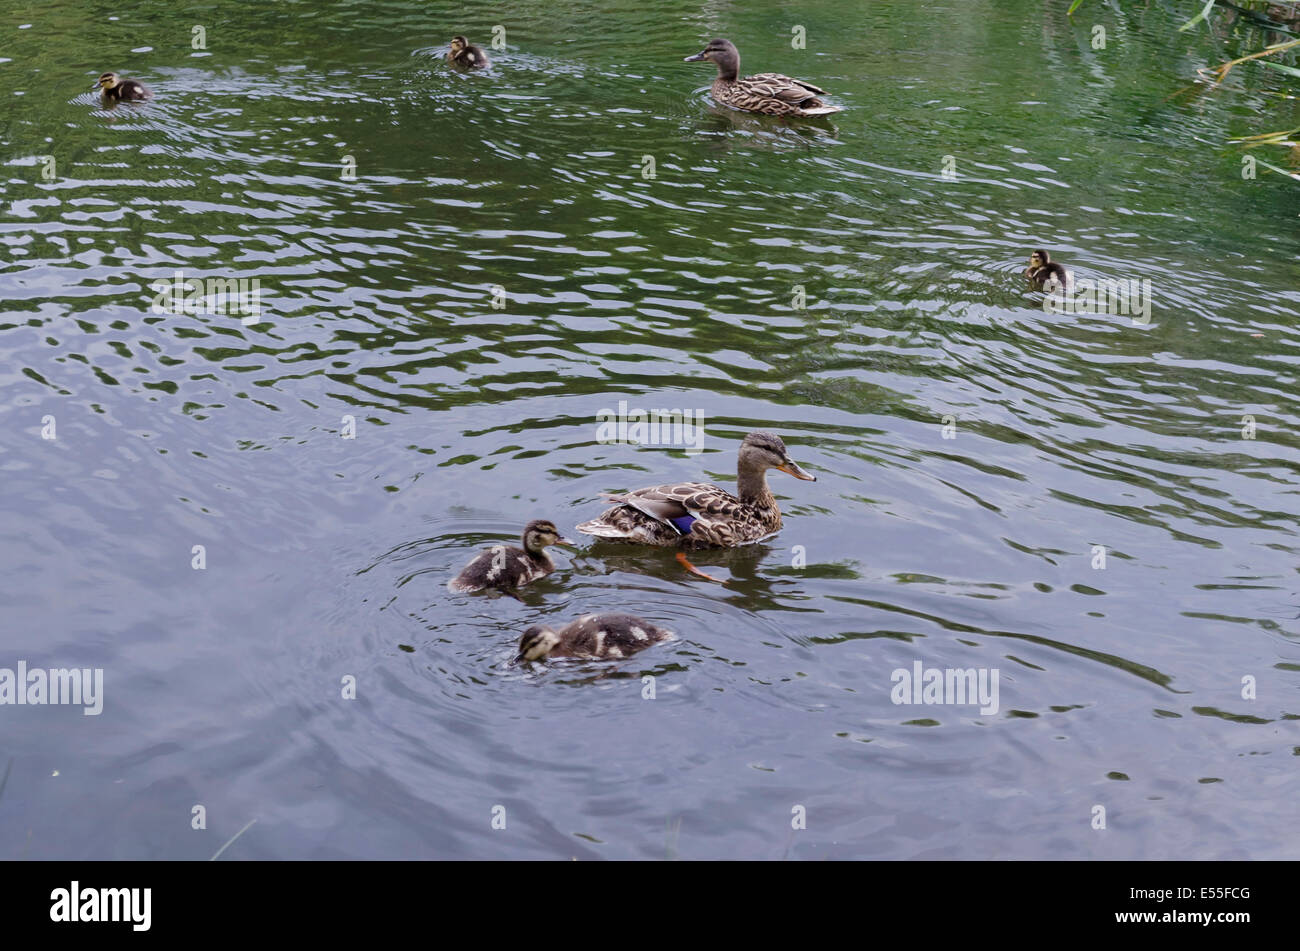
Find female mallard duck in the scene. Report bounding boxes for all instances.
[516,613,674,663]
[1025,250,1071,291]
[96,72,152,102]
[576,431,816,581]
[447,35,490,69]
[448,519,573,593]
[683,38,840,117]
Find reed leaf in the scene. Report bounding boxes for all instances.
[1255,157,1300,179]
[1231,125,1300,145]
[1180,1,1217,32]
[1203,38,1300,85]
[1257,59,1300,78]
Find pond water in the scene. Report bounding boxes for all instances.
[1,0,1298,859]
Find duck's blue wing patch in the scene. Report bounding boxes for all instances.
[668,514,696,535]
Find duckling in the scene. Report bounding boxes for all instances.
[448,519,573,593]
[96,72,152,102]
[683,38,840,117]
[577,431,817,582]
[1025,249,1071,291]
[447,35,490,70]
[515,613,674,663]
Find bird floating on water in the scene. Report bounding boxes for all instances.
[447,35,490,69]
[683,39,841,117]
[448,519,573,593]
[1025,249,1072,291]
[576,431,817,582]
[515,613,674,663]
[96,72,151,102]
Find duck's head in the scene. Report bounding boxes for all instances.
[516,625,560,663]
[739,431,816,481]
[96,72,120,92]
[449,35,470,55]
[684,38,740,73]
[521,519,574,554]
[1028,249,1051,271]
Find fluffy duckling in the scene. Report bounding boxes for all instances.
[96,72,152,102]
[684,38,840,117]
[516,613,674,663]
[447,35,490,69]
[1025,249,1071,291]
[448,519,573,593]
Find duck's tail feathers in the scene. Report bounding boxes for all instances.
[800,104,842,115]
[575,517,629,539]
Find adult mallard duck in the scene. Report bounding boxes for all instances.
[576,431,816,581]
[683,38,840,117]
[96,72,152,102]
[515,613,674,663]
[447,35,490,69]
[1025,249,1071,291]
[448,519,573,593]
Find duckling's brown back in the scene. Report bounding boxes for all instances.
[564,613,673,657]
[450,544,523,591]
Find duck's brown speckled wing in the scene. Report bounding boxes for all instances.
[609,482,716,520]
[577,481,778,548]
[734,73,825,112]
[717,72,840,116]
[746,72,828,98]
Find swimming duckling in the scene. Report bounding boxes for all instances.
[96,72,152,102]
[515,613,674,663]
[684,39,840,117]
[448,519,573,593]
[447,35,490,70]
[1025,249,1071,291]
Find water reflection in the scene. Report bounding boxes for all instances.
[1,0,1298,861]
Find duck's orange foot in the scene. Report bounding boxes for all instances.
[676,550,727,584]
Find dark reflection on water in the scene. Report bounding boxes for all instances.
[1,0,1298,859]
